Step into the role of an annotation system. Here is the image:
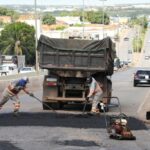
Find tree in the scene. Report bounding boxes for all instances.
[42,13,56,25]
[132,36,143,53]
[0,7,19,22]
[0,22,35,65]
[129,16,148,30]
[86,11,110,24]
[129,16,148,53]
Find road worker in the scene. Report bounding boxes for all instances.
[0,76,33,113]
[86,76,104,113]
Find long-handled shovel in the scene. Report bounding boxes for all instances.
[82,99,88,114]
[29,94,55,112]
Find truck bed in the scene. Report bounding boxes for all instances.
[37,35,115,75]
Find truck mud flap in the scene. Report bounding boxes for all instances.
[146,111,150,120]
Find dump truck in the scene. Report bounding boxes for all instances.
[37,35,116,110]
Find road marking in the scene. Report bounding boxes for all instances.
[137,89,150,115]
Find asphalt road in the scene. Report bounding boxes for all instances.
[0,68,150,150]
[116,27,136,62]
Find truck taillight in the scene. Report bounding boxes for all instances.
[46,82,57,86]
[45,77,57,86]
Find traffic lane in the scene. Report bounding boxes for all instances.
[111,67,150,116]
[118,28,135,61]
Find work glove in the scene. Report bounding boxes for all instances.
[29,93,34,97]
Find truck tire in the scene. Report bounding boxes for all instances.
[104,105,109,112]
[42,102,52,110]
[133,82,137,87]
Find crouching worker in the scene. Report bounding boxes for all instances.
[86,76,104,114]
[0,77,33,114]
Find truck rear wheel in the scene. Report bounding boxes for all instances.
[42,102,51,110]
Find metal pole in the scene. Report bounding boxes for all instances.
[117,14,120,58]
[102,0,104,38]
[82,0,85,39]
[34,0,39,72]
[99,0,107,39]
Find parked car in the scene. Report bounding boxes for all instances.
[120,61,128,68]
[144,56,150,60]
[0,63,18,76]
[124,37,129,41]
[19,67,35,74]
[133,69,150,87]
[128,50,132,54]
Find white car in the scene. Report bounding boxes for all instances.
[19,67,35,74]
[144,56,150,60]
[0,63,18,75]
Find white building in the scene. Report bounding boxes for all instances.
[56,16,82,26]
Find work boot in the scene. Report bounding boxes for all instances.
[13,102,20,117]
[89,108,100,115]
[13,109,19,117]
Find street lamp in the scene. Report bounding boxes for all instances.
[99,0,107,38]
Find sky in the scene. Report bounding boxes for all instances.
[0,0,150,6]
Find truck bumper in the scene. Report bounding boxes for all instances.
[44,97,85,102]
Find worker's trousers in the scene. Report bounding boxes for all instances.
[91,91,103,111]
[0,88,19,110]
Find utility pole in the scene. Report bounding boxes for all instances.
[99,0,107,38]
[117,14,120,58]
[34,0,39,72]
[82,0,85,39]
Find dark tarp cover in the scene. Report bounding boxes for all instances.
[38,34,115,52]
[37,35,116,75]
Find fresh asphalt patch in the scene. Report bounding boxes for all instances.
[55,139,99,147]
[0,112,148,130]
[0,141,23,150]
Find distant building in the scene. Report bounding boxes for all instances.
[56,16,82,26]
[0,16,11,23]
[17,14,35,21]
[110,17,130,25]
